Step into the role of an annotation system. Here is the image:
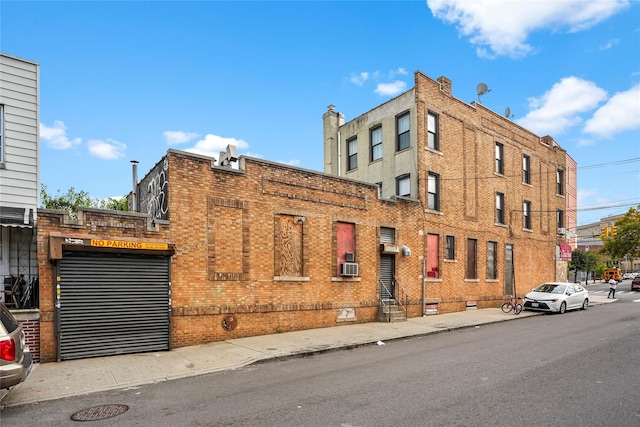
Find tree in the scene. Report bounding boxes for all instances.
[585,250,600,284]
[571,249,588,284]
[40,184,127,217]
[602,205,640,261]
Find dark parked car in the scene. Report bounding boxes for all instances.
[632,277,640,292]
[0,303,33,389]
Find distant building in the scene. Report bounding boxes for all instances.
[576,213,640,274]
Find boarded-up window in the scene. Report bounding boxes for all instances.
[275,215,304,277]
[505,244,514,295]
[487,241,497,280]
[466,238,477,279]
[427,234,439,278]
[336,222,355,276]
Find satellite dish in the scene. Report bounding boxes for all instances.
[476,83,491,103]
[505,107,511,118]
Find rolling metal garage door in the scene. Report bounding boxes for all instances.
[57,253,171,361]
[380,254,395,301]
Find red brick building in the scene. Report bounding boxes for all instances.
[37,152,427,361]
[36,71,574,362]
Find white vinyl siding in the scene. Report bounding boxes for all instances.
[0,54,39,209]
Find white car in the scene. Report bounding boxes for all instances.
[523,282,589,314]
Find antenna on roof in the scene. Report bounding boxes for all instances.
[477,83,491,104]
[505,107,513,119]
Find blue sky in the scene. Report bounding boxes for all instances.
[2,0,638,227]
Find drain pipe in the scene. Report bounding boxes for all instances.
[130,160,139,212]
[422,257,426,316]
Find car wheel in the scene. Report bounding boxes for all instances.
[559,301,566,314]
[582,299,588,310]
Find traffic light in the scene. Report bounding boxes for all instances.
[611,225,617,237]
[600,227,608,238]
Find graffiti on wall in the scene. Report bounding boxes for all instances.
[139,158,169,220]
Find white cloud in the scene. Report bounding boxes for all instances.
[163,130,200,144]
[276,159,301,167]
[375,81,407,96]
[389,68,408,78]
[184,133,249,158]
[40,120,82,150]
[350,72,369,86]
[427,0,629,58]
[87,139,127,160]
[515,77,607,135]
[349,69,409,96]
[575,138,596,147]
[583,84,640,138]
[599,39,619,51]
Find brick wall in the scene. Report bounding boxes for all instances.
[13,310,40,363]
[36,208,173,362]
[414,72,565,298]
[166,151,425,348]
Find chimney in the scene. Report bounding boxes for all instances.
[437,76,452,96]
[130,160,139,212]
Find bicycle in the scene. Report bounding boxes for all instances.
[501,297,522,314]
[20,276,37,308]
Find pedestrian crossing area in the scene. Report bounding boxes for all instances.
[590,290,640,302]
[590,290,631,295]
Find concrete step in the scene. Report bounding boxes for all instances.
[377,306,407,322]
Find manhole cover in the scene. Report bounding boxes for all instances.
[71,404,129,421]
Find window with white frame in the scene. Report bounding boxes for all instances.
[396,174,410,197]
[347,137,357,171]
[556,169,564,195]
[427,112,439,151]
[523,154,530,184]
[396,112,410,151]
[523,200,532,230]
[370,126,382,161]
[428,172,440,211]
[496,192,505,224]
[495,142,504,175]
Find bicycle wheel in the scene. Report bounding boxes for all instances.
[501,302,512,313]
[514,304,523,314]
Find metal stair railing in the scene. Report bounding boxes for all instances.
[379,278,409,322]
[393,277,409,321]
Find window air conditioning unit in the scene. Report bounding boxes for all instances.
[345,252,355,262]
[340,262,359,276]
[558,228,566,235]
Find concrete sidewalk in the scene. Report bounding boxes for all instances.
[1,295,613,408]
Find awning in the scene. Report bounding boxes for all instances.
[559,243,572,261]
[0,223,33,228]
[0,206,34,228]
